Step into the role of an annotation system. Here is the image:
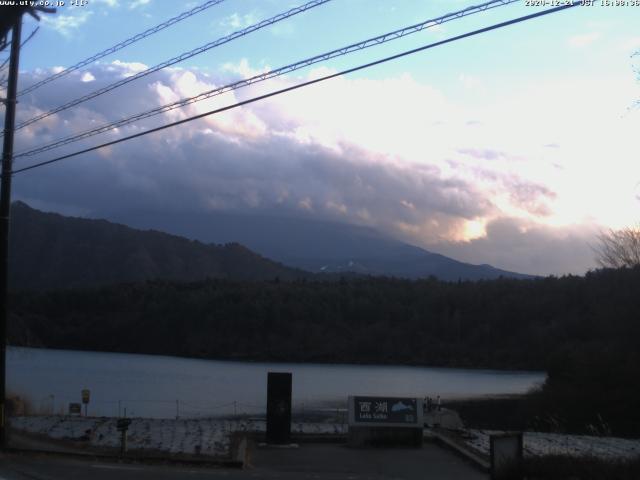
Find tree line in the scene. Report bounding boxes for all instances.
[8,266,640,435]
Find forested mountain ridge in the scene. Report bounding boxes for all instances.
[10,202,532,290]
[8,202,309,290]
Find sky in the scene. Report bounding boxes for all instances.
[2,0,640,276]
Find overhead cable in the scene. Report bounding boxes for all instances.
[15,0,519,159]
[17,0,227,96]
[10,0,332,133]
[9,4,579,176]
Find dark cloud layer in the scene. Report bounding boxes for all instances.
[435,218,598,276]
[5,62,598,275]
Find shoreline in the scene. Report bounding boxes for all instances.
[7,344,547,373]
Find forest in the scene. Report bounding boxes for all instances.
[8,266,640,436]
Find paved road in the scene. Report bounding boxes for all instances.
[0,443,488,479]
[251,443,488,479]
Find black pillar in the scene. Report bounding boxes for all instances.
[266,372,292,444]
[0,14,23,450]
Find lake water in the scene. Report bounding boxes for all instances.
[7,347,545,419]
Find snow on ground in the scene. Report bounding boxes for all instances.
[9,416,347,458]
[13,416,639,461]
[465,429,640,460]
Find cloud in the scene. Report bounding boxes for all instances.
[93,0,119,7]
[458,73,482,90]
[457,148,507,161]
[435,217,599,276]
[81,72,95,82]
[129,0,152,9]
[222,59,270,79]
[41,11,93,37]
[219,12,258,31]
[11,64,494,235]
[108,60,149,77]
[568,32,600,48]
[9,59,638,275]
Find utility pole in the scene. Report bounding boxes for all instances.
[0,13,23,450]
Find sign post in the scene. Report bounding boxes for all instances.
[116,418,132,456]
[81,389,90,417]
[68,403,81,416]
[348,396,424,447]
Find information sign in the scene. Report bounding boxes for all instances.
[117,418,132,431]
[348,396,423,427]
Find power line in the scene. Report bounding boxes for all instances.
[1,26,39,88]
[19,25,39,49]
[0,25,39,61]
[0,26,38,87]
[9,0,332,134]
[9,3,579,177]
[0,56,8,86]
[14,0,519,160]
[17,0,227,97]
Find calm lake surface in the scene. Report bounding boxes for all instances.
[7,346,545,418]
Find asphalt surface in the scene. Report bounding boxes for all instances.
[251,442,488,479]
[0,443,488,480]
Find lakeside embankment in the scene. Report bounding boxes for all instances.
[9,416,346,459]
[9,414,640,463]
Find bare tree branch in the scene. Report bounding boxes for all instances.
[594,225,640,268]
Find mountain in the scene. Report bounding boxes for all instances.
[8,202,308,291]
[109,210,534,281]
